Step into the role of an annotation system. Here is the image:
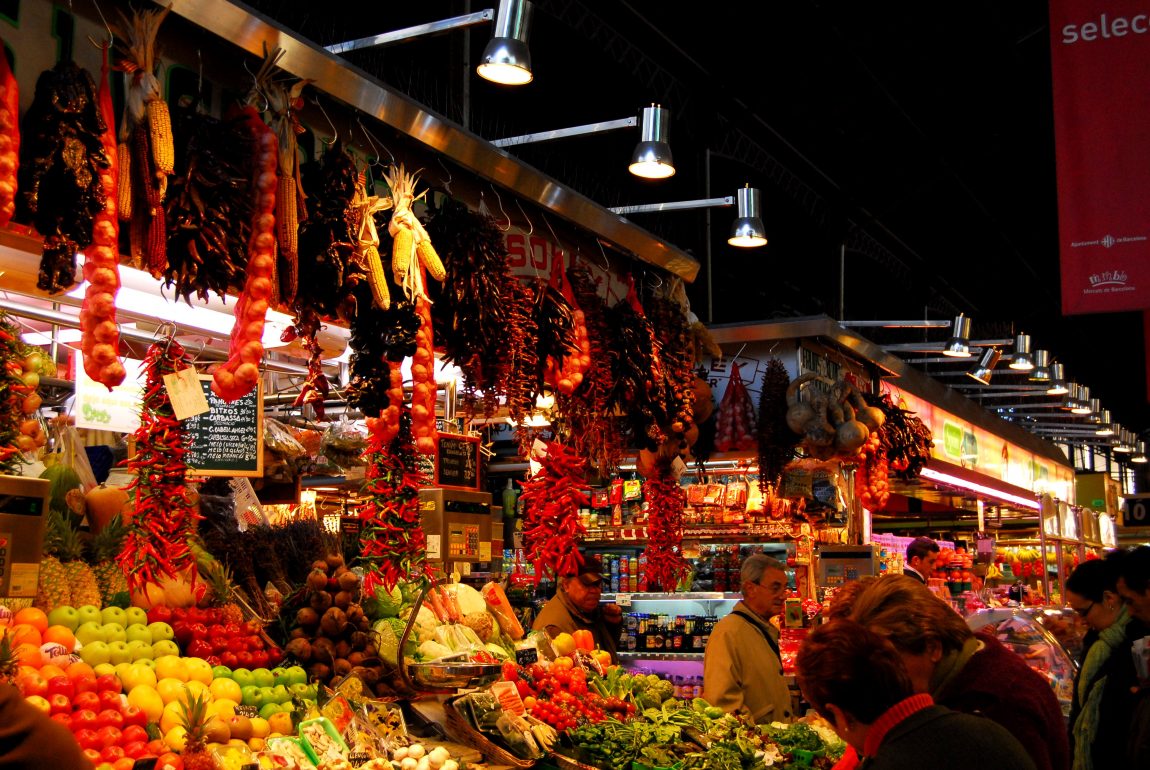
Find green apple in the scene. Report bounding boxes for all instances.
[75,622,107,646]
[240,685,262,707]
[211,665,233,681]
[79,641,111,666]
[151,640,179,659]
[147,622,174,643]
[136,657,156,670]
[108,641,133,665]
[125,624,152,645]
[287,683,311,701]
[270,685,290,705]
[259,702,284,720]
[271,667,289,687]
[284,666,307,687]
[232,668,255,689]
[102,623,127,644]
[100,606,128,627]
[126,640,153,661]
[76,605,102,626]
[93,662,117,678]
[124,607,148,627]
[46,605,80,631]
[251,668,275,689]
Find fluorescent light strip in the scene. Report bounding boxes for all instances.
[918,467,1041,510]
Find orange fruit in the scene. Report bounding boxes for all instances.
[7,624,41,648]
[42,626,76,652]
[13,607,48,633]
[13,643,42,667]
[66,661,96,683]
[38,663,67,680]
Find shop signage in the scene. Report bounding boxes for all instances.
[1049,0,1150,315]
[72,353,146,433]
[894,389,1073,500]
[183,377,264,477]
[436,433,481,489]
[1121,494,1150,527]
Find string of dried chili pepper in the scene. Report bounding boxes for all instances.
[642,472,690,592]
[520,440,590,583]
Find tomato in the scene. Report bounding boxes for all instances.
[501,662,519,681]
[120,741,149,760]
[572,629,595,652]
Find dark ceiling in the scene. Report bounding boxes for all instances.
[243,0,1148,450]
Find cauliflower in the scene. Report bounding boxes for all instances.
[402,605,441,643]
[417,640,453,661]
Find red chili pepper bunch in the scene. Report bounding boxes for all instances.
[520,440,590,583]
[355,413,429,595]
[642,472,690,592]
[117,337,201,593]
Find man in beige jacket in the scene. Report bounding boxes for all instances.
[704,553,793,724]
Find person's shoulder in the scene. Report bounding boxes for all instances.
[886,708,1036,769]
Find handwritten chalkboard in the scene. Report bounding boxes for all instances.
[435,433,480,489]
[183,376,264,477]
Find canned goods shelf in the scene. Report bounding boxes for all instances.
[600,592,742,601]
[617,652,706,662]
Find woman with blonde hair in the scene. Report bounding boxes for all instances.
[840,575,1067,770]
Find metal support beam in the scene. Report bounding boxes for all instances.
[609,196,734,215]
[326,10,494,54]
[883,338,1012,353]
[492,116,636,147]
[841,320,951,328]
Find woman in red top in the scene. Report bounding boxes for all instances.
[796,619,1035,770]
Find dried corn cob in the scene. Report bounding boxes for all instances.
[392,227,412,283]
[416,239,445,282]
[365,244,390,310]
[116,143,132,220]
[147,99,173,176]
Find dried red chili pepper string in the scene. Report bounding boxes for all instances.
[116,336,201,593]
[520,440,590,583]
[355,413,429,594]
[642,472,690,592]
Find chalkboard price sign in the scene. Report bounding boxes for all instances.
[183,376,264,477]
[436,433,481,489]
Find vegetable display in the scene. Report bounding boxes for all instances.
[17,54,109,293]
[79,44,126,391]
[0,313,47,471]
[116,336,200,596]
[520,440,589,581]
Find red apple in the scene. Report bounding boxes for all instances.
[120,740,149,759]
[121,724,149,745]
[121,705,147,728]
[71,708,101,732]
[47,693,72,715]
[219,651,238,668]
[99,742,125,761]
[46,675,75,700]
[75,728,103,751]
[97,709,124,730]
[50,712,72,728]
[82,748,103,765]
[96,674,121,693]
[17,673,48,698]
[73,674,99,694]
[74,691,101,712]
[99,690,124,712]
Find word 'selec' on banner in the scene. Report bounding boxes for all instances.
[182,376,264,477]
[1049,1,1150,315]
[436,433,481,490]
[1121,494,1150,527]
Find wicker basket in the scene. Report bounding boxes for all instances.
[442,696,536,769]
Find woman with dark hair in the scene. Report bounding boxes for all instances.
[796,619,1035,770]
[1065,555,1141,770]
[842,575,1067,770]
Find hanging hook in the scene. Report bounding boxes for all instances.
[241,60,270,113]
[86,0,114,49]
[489,184,511,231]
[312,99,338,146]
[541,212,564,267]
[591,239,610,271]
[647,270,663,290]
[514,198,534,236]
[436,156,454,196]
[356,118,393,167]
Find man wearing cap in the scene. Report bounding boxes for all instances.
[532,555,624,663]
[903,536,940,584]
[704,554,793,724]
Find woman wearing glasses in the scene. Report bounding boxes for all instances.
[1065,555,1143,770]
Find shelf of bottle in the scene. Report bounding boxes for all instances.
[601,592,742,602]
[617,652,705,662]
[583,522,801,544]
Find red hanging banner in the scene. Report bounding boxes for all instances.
[1049,1,1150,314]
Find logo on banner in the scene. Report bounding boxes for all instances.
[1081,267,1137,295]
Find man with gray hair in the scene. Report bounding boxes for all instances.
[703,553,793,723]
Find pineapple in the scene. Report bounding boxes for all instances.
[201,558,245,626]
[178,687,215,770]
[0,632,17,684]
[91,515,130,606]
[34,509,72,610]
[54,513,102,608]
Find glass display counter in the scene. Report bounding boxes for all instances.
[966,607,1084,718]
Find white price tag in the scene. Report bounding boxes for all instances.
[163,367,210,420]
[671,456,688,481]
[427,534,442,559]
[616,594,632,608]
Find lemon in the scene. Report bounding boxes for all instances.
[154,655,188,682]
[160,701,184,735]
[127,685,165,722]
[210,677,243,703]
[248,717,270,739]
[164,725,188,753]
[184,657,214,685]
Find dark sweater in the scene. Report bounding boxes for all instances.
[936,630,1069,770]
[0,684,91,769]
[859,706,1036,770]
[1068,620,1147,769]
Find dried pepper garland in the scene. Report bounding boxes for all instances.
[756,358,797,491]
[504,280,541,430]
[642,472,690,592]
[520,440,590,582]
[646,289,696,441]
[607,281,666,451]
[355,414,428,594]
[117,337,200,593]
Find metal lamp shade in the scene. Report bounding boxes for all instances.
[1115,430,1135,453]
[1046,363,1069,395]
[1133,441,1148,463]
[629,105,675,178]
[966,348,1001,385]
[943,314,973,357]
[1071,384,1092,414]
[728,185,768,247]
[1009,333,1034,370]
[1029,349,1051,381]
[1088,398,1102,421]
[1096,410,1114,435]
[478,0,533,85]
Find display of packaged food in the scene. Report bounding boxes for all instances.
[299,717,351,765]
[320,694,356,735]
[266,737,318,770]
[213,743,255,770]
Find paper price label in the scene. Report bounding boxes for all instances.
[616,594,632,607]
[163,367,210,420]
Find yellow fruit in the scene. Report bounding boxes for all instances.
[184,657,213,685]
[248,717,270,740]
[93,663,116,678]
[248,737,267,752]
[267,712,293,736]
[209,677,242,703]
[156,677,187,704]
[163,725,188,753]
[210,699,238,720]
[154,655,188,682]
[204,716,231,744]
[121,663,158,691]
[127,685,165,722]
[160,701,184,734]
[552,632,576,656]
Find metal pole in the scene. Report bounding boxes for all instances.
[705,148,713,324]
[839,242,845,321]
[463,0,472,131]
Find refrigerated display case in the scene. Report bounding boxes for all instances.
[966,607,1083,718]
